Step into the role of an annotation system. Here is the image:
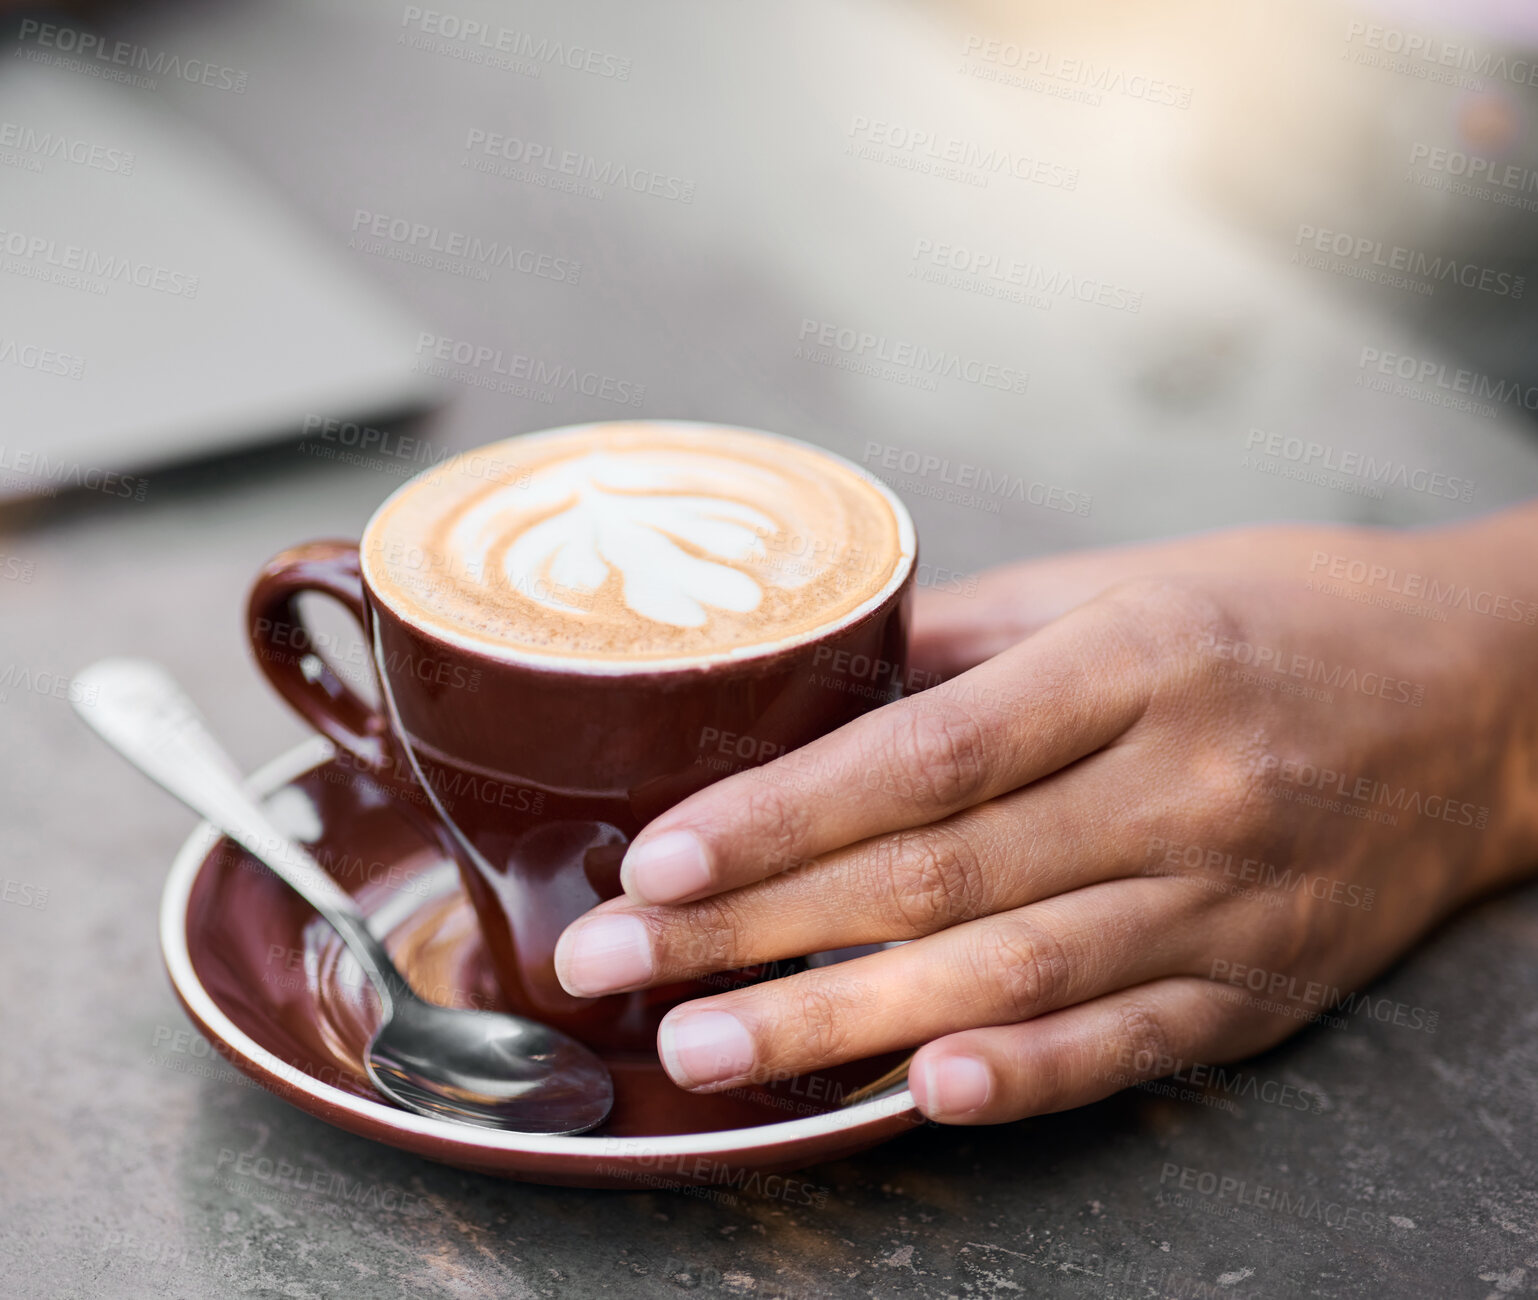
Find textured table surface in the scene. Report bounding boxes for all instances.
[4,2,1538,1297]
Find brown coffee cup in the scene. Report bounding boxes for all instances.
[246,423,916,1055]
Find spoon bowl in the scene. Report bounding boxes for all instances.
[366,997,614,1132]
[72,657,614,1136]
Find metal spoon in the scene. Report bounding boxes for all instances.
[72,658,614,1136]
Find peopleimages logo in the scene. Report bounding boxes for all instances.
[1306,551,1537,625]
[214,1148,426,1215]
[1258,753,1489,830]
[1158,1161,1392,1234]
[349,209,581,285]
[0,663,98,705]
[1145,837,1375,910]
[399,7,632,80]
[861,440,1090,515]
[413,332,646,406]
[1408,144,1538,197]
[1113,1047,1324,1112]
[1208,960,1440,1033]
[461,128,695,203]
[1345,19,1538,88]
[1243,427,1474,502]
[14,19,249,92]
[299,414,535,488]
[846,116,1079,190]
[0,554,37,584]
[959,35,1193,108]
[796,319,1029,395]
[595,1141,830,1207]
[0,122,134,174]
[1403,144,1538,215]
[1356,346,1538,417]
[910,238,1142,313]
[0,227,200,298]
[1196,628,1423,708]
[0,448,148,501]
[1293,224,1524,298]
[251,613,484,695]
[0,338,84,380]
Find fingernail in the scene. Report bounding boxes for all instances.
[915,1055,992,1119]
[658,1010,756,1089]
[621,830,711,904]
[555,914,653,996]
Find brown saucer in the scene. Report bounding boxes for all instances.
[160,737,920,1189]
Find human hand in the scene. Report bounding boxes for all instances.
[554,510,1538,1123]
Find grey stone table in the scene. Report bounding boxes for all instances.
[4,2,1538,1297]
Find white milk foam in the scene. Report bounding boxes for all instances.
[361,423,913,669]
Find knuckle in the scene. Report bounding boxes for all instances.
[735,775,811,873]
[775,978,856,1068]
[1250,898,1320,974]
[670,895,747,972]
[1017,1038,1066,1112]
[886,698,992,811]
[1115,998,1175,1081]
[1101,576,1245,684]
[1199,756,1269,828]
[968,918,1072,1021]
[1205,747,1293,852]
[1104,574,1230,634]
[887,826,988,932]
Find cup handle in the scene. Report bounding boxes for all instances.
[247,539,393,772]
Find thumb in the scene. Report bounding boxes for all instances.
[909,524,1344,682]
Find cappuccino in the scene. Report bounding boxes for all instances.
[253,420,918,1048]
[362,422,914,668]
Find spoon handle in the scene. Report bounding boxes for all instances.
[71,658,406,1013]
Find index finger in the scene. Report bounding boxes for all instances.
[617,589,1160,905]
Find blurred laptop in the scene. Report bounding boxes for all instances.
[0,52,441,502]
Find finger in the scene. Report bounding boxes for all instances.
[912,526,1344,648]
[908,582,1027,680]
[910,555,1160,676]
[619,592,1157,906]
[558,753,1159,997]
[650,878,1220,1091]
[907,977,1296,1124]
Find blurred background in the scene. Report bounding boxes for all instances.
[4,0,1538,1293]
[8,0,1538,727]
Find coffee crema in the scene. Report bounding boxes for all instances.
[362,422,913,668]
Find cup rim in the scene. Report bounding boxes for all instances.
[357,420,917,677]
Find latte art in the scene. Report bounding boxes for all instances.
[452,452,791,628]
[363,423,913,667]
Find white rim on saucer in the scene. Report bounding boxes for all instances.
[159,737,916,1157]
